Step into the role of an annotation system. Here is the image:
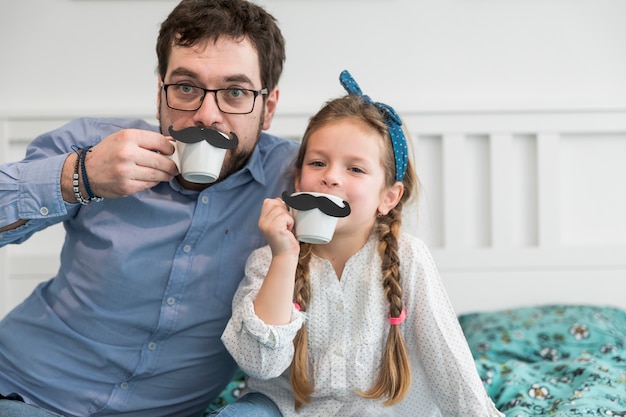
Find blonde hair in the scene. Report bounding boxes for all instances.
[290,94,417,409]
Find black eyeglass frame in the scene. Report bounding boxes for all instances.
[161,83,269,114]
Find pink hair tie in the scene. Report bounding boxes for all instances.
[389,308,406,326]
[293,302,301,311]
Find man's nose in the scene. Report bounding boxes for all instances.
[192,92,223,127]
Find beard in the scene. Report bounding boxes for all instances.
[158,106,265,185]
[218,121,262,179]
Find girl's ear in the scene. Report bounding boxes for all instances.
[378,182,404,216]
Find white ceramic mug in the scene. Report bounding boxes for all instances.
[168,140,227,184]
[290,192,346,244]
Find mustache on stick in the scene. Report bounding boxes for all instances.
[282,191,351,218]
[168,125,239,149]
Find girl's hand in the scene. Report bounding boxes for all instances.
[254,197,301,325]
[258,197,300,257]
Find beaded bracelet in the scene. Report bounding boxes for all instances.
[72,149,91,205]
[79,146,104,202]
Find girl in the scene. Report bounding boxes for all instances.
[216,71,504,416]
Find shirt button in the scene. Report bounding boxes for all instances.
[120,382,129,390]
[39,207,49,215]
[167,297,176,305]
[334,348,342,357]
[148,342,157,350]
[183,245,191,253]
[201,196,209,204]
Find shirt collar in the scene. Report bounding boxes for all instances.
[241,136,268,186]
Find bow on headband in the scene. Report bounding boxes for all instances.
[339,70,408,182]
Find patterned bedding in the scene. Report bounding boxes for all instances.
[205,304,626,416]
[459,304,626,417]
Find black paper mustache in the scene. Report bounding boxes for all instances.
[282,191,351,218]
[168,125,238,149]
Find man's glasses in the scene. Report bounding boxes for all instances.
[162,83,268,114]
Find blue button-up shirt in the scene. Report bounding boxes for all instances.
[0,117,299,417]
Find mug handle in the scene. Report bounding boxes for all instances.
[165,140,180,171]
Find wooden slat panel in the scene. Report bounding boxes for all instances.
[442,134,466,248]
[2,110,626,317]
[537,133,560,247]
[442,268,626,315]
[490,133,513,247]
[432,246,626,270]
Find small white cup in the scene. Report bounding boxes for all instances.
[168,140,227,184]
[291,192,345,244]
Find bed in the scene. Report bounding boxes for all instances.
[204,304,626,416]
[461,304,626,417]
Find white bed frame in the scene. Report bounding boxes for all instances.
[2,110,625,317]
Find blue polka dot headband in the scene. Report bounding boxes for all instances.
[339,70,408,182]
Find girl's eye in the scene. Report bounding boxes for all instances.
[350,167,365,173]
[309,161,325,167]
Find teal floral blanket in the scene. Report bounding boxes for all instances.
[459,304,626,417]
[205,304,626,416]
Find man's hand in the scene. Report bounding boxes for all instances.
[62,129,179,202]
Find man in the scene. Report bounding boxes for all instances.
[0,1,297,416]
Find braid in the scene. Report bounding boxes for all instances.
[290,243,314,410]
[359,205,412,405]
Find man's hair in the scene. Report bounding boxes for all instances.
[156,0,285,90]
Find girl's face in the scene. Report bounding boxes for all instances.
[296,118,402,239]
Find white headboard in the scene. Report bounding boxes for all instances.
[2,110,625,316]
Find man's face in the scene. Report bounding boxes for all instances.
[157,36,278,188]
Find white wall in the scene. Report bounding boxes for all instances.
[1,0,626,115]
